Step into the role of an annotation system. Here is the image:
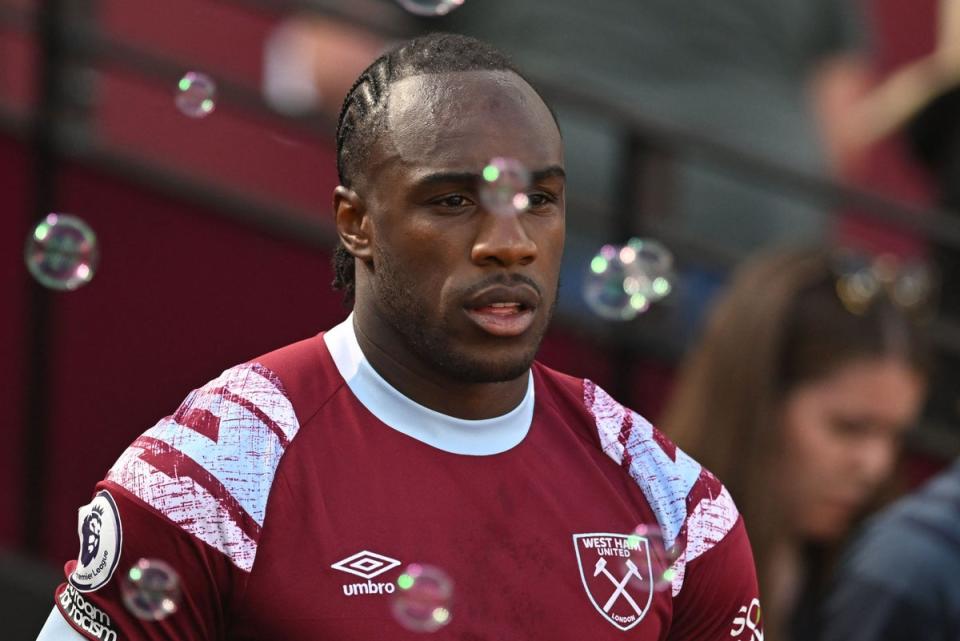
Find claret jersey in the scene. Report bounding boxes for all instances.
[51,315,762,640]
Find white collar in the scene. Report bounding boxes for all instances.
[323,314,534,456]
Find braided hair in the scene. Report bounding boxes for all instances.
[331,32,544,305]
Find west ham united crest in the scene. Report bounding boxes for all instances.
[573,532,653,631]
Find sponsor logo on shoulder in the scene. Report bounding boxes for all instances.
[731,598,764,641]
[69,490,122,593]
[573,532,654,631]
[331,550,401,596]
[59,584,118,641]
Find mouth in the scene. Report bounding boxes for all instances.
[463,285,539,338]
[820,495,862,522]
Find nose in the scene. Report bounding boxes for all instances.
[471,211,538,268]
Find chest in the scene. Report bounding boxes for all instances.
[234,417,676,640]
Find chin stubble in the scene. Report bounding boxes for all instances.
[373,250,558,384]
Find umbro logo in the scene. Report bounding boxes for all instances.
[331,550,401,579]
[332,551,402,597]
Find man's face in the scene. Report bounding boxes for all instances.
[358,70,565,383]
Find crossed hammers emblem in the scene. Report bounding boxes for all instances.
[593,557,644,615]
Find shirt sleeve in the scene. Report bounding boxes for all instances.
[49,362,298,640]
[52,481,240,641]
[666,517,763,641]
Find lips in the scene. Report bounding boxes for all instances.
[463,285,539,337]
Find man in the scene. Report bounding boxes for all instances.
[820,459,960,641]
[38,33,760,640]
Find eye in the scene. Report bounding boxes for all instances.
[432,194,473,209]
[526,191,559,216]
[527,193,548,207]
[524,191,558,212]
[829,417,873,439]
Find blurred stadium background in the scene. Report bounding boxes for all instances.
[1,0,958,638]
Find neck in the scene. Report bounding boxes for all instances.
[352,309,530,421]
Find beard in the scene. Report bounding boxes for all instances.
[371,247,556,384]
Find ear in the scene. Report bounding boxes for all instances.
[333,185,373,263]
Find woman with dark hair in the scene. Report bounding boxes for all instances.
[661,247,930,641]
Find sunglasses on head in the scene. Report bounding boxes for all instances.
[831,250,936,317]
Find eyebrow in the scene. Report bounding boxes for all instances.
[531,165,566,182]
[414,165,566,188]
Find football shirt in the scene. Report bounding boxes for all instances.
[51,314,762,640]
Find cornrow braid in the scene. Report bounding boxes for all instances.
[335,54,393,188]
[331,32,555,305]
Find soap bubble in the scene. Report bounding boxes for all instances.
[120,558,182,621]
[394,0,465,16]
[391,563,454,632]
[583,238,674,321]
[24,213,99,291]
[175,72,216,118]
[624,524,684,593]
[623,238,674,302]
[479,157,531,216]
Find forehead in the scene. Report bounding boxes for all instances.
[812,358,924,419]
[380,70,563,178]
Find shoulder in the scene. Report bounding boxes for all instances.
[822,471,960,640]
[843,464,960,589]
[531,361,589,398]
[105,358,308,572]
[580,378,741,596]
[253,332,348,422]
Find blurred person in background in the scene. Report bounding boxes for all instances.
[849,0,960,301]
[661,247,930,641]
[848,0,960,155]
[261,9,395,118]
[819,454,960,640]
[262,15,386,117]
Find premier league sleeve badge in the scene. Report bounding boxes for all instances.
[68,490,123,592]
